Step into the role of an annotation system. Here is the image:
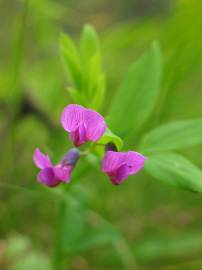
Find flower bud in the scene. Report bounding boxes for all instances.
[61,148,80,167]
[105,142,118,153]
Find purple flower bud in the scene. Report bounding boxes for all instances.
[105,142,118,152]
[102,150,147,185]
[61,148,80,166]
[61,104,106,147]
[33,148,79,187]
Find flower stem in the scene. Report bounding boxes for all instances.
[52,198,66,270]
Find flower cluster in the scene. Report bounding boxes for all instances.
[33,104,147,186]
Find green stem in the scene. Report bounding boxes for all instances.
[52,198,66,270]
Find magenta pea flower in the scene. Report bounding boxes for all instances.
[102,150,147,185]
[61,104,106,147]
[33,148,79,187]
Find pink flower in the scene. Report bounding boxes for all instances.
[33,148,79,187]
[61,104,106,147]
[102,150,147,185]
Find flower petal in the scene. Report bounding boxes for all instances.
[109,164,130,185]
[37,167,59,187]
[102,150,147,184]
[126,151,147,174]
[61,104,106,145]
[85,109,106,141]
[70,122,87,146]
[33,148,52,169]
[102,151,126,173]
[61,104,85,132]
[54,166,72,183]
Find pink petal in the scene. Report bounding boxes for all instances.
[85,109,106,141]
[126,151,147,174]
[61,104,106,145]
[37,168,59,187]
[54,166,72,183]
[33,148,52,169]
[61,104,85,132]
[102,150,147,184]
[109,164,130,185]
[70,123,87,147]
[102,151,126,173]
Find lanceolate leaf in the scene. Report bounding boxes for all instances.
[108,41,162,137]
[60,33,82,88]
[60,26,105,111]
[80,24,101,63]
[140,118,202,153]
[92,73,106,110]
[145,152,202,192]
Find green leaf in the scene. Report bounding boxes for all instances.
[75,222,120,253]
[108,41,162,137]
[61,201,120,254]
[87,53,102,95]
[60,32,82,88]
[67,87,88,106]
[98,128,123,151]
[140,119,202,153]
[145,152,202,192]
[61,206,85,253]
[91,73,106,110]
[80,25,105,110]
[67,87,81,103]
[80,24,101,63]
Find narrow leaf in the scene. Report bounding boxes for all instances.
[108,41,162,136]
[67,87,88,106]
[60,33,82,88]
[80,24,101,62]
[140,119,202,153]
[91,73,106,110]
[145,152,202,192]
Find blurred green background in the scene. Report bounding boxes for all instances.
[1,0,202,269]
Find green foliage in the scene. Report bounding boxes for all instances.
[60,33,82,89]
[98,128,123,150]
[140,119,202,153]
[61,203,86,253]
[60,25,106,110]
[61,206,120,254]
[80,24,101,62]
[59,190,124,258]
[108,41,162,137]
[2,0,202,269]
[140,118,202,193]
[76,222,120,252]
[145,152,202,192]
